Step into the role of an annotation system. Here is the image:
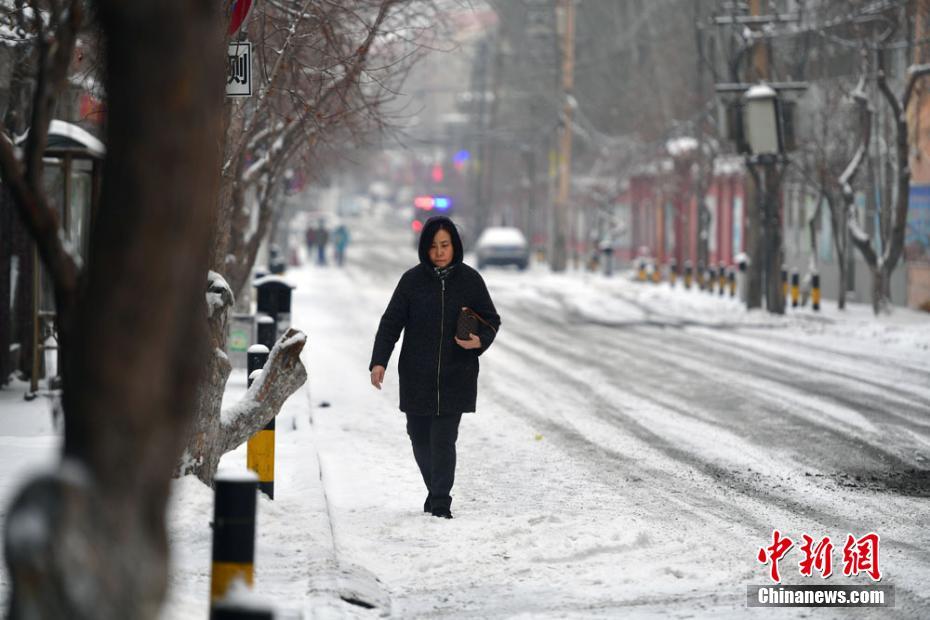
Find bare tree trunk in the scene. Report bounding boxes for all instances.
[3,1,225,617]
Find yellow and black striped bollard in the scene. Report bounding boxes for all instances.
[246,346,275,500]
[697,261,706,290]
[718,264,726,296]
[790,271,800,308]
[728,267,736,297]
[669,260,678,287]
[638,259,647,282]
[684,261,693,289]
[210,600,273,620]
[247,369,275,499]
[812,273,821,311]
[651,262,661,284]
[781,267,788,301]
[210,469,258,603]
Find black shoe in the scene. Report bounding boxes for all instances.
[423,496,431,513]
[431,507,453,519]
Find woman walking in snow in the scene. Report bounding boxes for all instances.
[369,216,500,519]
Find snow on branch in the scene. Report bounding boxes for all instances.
[848,211,878,269]
[206,270,234,319]
[219,328,308,454]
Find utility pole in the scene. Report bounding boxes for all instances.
[745,0,767,310]
[552,0,575,272]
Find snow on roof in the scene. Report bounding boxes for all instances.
[13,120,105,157]
[476,227,527,248]
[47,120,104,156]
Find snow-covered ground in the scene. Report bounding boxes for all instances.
[2,213,929,618]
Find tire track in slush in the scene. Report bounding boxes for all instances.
[490,298,930,529]
[488,307,930,592]
[505,295,930,473]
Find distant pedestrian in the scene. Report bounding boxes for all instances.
[305,226,318,257]
[369,216,501,519]
[332,224,350,267]
[316,222,329,266]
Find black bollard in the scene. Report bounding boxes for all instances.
[812,273,821,311]
[718,263,726,296]
[210,469,258,602]
[728,267,736,297]
[256,315,277,350]
[684,260,693,290]
[245,361,275,500]
[781,267,788,301]
[210,603,273,620]
[247,345,269,379]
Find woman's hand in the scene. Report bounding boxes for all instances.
[454,334,482,350]
[370,365,386,390]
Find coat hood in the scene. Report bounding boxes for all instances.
[418,216,464,267]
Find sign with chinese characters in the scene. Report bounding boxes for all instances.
[226,41,252,97]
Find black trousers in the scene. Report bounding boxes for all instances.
[405,413,463,511]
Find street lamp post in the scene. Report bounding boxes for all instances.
[743,84,785,315]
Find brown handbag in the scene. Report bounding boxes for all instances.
[456,307,496,340]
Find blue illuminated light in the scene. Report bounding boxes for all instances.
[453,150,470,164]
[434,196,451,210]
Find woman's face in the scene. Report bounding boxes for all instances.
[429,228,454,268]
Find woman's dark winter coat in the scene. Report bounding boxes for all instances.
[370,216,501,415]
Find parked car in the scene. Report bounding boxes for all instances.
[475,226,529,270]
